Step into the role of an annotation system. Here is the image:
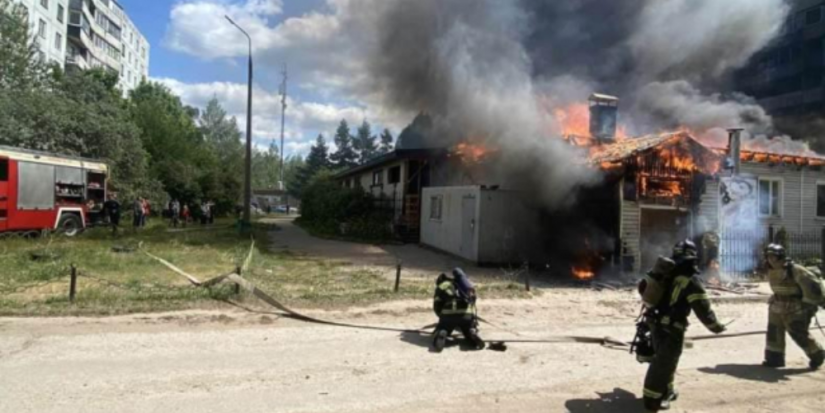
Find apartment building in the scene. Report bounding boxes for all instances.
[10,0,69,69]
[736,0,825,117]
[63,0,149,93]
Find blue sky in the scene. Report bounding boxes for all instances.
[117,0,406,156]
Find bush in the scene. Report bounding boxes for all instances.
[298,172,392,241]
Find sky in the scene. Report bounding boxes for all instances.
[119,0,408,157]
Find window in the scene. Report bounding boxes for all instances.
[40,0,48,9]
[429,195,443,220]
[759,178,782,217]
[19,5,29,22]
[38,19,46,38]
[57,4,64,22]
[817,183,825,218]
[806,7,822,25]
[0,159,8,182]
[388,166,401,184]
[372,169,383,186]
[69,10,80,25]
[54,32,62,51]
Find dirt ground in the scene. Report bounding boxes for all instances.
[264,217,504,280]
[2,287,824,413]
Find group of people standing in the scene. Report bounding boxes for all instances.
[99,194,150,235]
[167,199,214,228]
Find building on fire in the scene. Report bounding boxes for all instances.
[335,94,825,276]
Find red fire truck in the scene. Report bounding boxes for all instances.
[0,146,108,237]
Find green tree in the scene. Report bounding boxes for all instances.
[129,82,209,205]
[330,119,358,169]
[252,142,281,189]
[0,0,50,90]
[379,128,394,154]
[353,120,377,164]
[198,97,244,213]
[292,134,331,197]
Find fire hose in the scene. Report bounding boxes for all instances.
[141,241,819,350]
[141,243,630,348]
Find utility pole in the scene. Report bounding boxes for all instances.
[225,15,253,229]
[279,64,288,206]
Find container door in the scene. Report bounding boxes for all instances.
[0,158,8,231]
[461,195,477,261]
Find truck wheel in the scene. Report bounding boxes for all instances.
[57,214,83,237]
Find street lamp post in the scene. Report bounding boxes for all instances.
[225,15,253,228]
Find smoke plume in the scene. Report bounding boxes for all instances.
[351,0,792,207]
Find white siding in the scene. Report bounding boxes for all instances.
[739,162,825,233]
[696,180,720,233]
[619,181,642,273]
[420,186,479,262]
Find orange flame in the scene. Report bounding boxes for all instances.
[453,142,493,164]
[554,103,591,139]
[571,266,595,281]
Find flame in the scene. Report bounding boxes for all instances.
[571,266,595,281]
[453,142,493,164]
[554,103,591,139]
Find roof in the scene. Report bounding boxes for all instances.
[590,93,619,102]
[0,145,108,172]
[334,148,446,179]
[587,132,689,165]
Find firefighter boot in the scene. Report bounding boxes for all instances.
[432,330,447,353]
[762,350,785,368]
[466,328,485,350]
[659,389,678,411]
[810,350,825,370]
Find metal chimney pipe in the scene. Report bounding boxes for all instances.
[727,128,743,175]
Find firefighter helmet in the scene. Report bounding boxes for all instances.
[672,239,698,263]
[765,243,786,259]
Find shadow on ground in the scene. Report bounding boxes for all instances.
[698,363,812,383]
[564,388,641,413]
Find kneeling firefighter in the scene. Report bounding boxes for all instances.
[762,244,825,369]
[432,268,485,352]
[635,240,726,412]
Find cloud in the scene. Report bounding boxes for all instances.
[154,77,402,156]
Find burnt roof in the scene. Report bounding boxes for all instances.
[587,132,699,165]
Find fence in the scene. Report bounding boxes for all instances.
[719,226,823,279]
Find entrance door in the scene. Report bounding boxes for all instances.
[0,158,8,231]
[640,208,690,272]
[461,195,477,261]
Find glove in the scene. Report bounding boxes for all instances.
[710,323,726,334]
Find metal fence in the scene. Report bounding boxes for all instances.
[719,226,823,279]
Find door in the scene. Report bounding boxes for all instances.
[0,158,8,231]
[461,195,477,261]
[640,208,690,272]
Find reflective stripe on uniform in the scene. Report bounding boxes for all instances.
[643,388,663,399]
[765,343,785,353]
[772,286,802,295]
[687,293,709,303]
[670,276,690,307]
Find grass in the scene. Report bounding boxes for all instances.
[0,217,532,316]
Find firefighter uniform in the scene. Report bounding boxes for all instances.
[432,271,484,352]
[763,251,825,369]
[643,241,725,412]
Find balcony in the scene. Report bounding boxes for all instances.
[66,53,89,70]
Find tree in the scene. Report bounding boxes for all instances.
[0,0,51,90]
[330,119,358,169]
[379,128,394,154]
[199,97,244,213]
[252,142,281,190]
[353,120,377,164]
[292,134,331,197]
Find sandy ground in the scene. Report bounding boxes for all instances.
[2,287,824,413]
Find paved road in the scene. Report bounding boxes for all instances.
[2,290,823,413]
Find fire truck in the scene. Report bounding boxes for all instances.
[0,146,108,237]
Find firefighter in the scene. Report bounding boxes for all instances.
[432,268,485,352]
[641,240,726,412]
[762,244,825,370]
[103,193,121,235]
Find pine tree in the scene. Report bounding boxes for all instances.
[330,119,358,169]
[293,134,331,196]
[353,120,377,164]
[379,128,394,154]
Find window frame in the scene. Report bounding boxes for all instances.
[38,19,47,39]
[371,169,383,187]
[57,4,64,23]
[429,195,443,221]
[758,177,783,218]
[54,32,62,51]
[40,0,48,10]
[816,181,825,218]
[388,166,401,184]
